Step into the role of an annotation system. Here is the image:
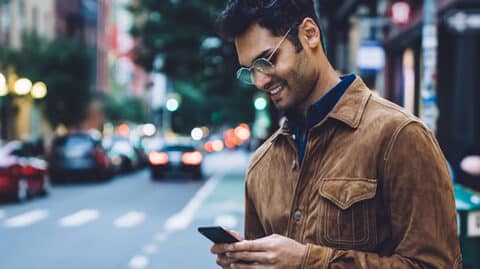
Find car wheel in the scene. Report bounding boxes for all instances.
[193,171,203,180]
[17,179,28,202]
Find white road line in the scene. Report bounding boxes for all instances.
[59,209,100,227]
[114,211,145,228]
[214,214,238,229]
[142,244,158,254]
[164,174,223,231]
[4,209,49,228]
[153,231,170,242]
[128,255,149,269]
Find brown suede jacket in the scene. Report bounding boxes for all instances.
[244,77,462,268]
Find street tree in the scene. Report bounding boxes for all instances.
[128,0,255,133]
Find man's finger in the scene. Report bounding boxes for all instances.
[216,253,237,267]
[211,243,231,254]
[227,251,274,264]
[229,237,273,252]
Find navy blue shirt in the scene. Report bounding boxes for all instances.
[287,73,356,163]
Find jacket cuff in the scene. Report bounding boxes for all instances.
[301,243,334,269]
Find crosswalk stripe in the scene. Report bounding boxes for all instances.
[4,209,49,228]
[59,209,100,227]
[114,211,146,228]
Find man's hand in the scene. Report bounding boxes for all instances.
[210,230,244,269]
[225,234,307,269]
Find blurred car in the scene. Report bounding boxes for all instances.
[148,141,203,180]
[103,136,142,173]
[0,141,49,202]
[48,133,112,183]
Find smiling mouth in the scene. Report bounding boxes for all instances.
[268,83,284,95]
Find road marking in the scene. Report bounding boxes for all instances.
[4,209,49,228]
[59,209,100,227]
[153,231,169,242]
[114,211,146,228]
[214,215,238,229]
[164,174,223,231]
[128,255,149,269]
[142,244,157,254]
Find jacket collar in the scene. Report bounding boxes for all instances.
[325,76,371,129]
[280,76,371,134]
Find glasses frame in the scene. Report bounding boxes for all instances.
[236,26,293,85]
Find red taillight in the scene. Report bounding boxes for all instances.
[93,148,109,167]
[22,166,37,177]
[182,151,203,166]
[149,152,169,165]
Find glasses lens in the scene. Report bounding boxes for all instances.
[237,68,254,85]
[253,59,274,75]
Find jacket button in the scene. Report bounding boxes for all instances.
[294,210,303,221]
[291,160,298,170]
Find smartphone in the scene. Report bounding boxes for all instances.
[198,226,240,244]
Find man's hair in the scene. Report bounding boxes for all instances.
[216,0,325,53]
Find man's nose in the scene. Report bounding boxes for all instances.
[253,72,273,91]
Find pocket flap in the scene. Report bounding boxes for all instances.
[319,178,377,210]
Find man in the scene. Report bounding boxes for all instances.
[211,0,462,268]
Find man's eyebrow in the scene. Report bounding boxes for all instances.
[241,48,273,68]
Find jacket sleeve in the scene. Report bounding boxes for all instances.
[244,174,266,240]
[302,121,462,269]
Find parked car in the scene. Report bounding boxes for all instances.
[148,141,203,180]
[48,133,112,183]
[0,141,49,202]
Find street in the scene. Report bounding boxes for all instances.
[0,150,250,269]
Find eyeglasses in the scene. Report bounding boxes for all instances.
[236,26,293,85]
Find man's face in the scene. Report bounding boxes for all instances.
[235,23,317,111]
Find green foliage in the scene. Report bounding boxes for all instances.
[1,33,93,128]
[102,93,149,124]
[129,0,255,132]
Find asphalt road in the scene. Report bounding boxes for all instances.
[0,150,250,269]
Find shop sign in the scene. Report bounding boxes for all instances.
[356,41,385,73]
[446,10,480,34]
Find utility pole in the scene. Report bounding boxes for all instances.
[421,0,439,133]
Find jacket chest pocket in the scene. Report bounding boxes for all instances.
[317,178,377,249]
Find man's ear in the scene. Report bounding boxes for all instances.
[299,17,321,49]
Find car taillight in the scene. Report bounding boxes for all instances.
[22,166,37,177]
[182,151,203,166]
[149,152,169,165]
[93,148,109,167]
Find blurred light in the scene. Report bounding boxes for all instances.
[0,73,5,86]
[224,129,237,148]
[461,155,480,176]
[166,98,179,112]
[212,140,224,152]
[191,127,203,141]
[390,1,411,25]
[0,83,7,96]
[31,81,47,99]
[182,151,203,166]
[204,141,214,153]
[254,96,268,110]
[149,152,169,165]
[14,78,32,95]
[118,123,130,136]
[143,124,157,136]
[201,127,210,137]
[234,125,251,141]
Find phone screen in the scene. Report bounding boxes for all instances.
[198,226,240,244]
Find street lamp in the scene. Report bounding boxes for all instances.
[13,78,32,96]
[31,82,47,99]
